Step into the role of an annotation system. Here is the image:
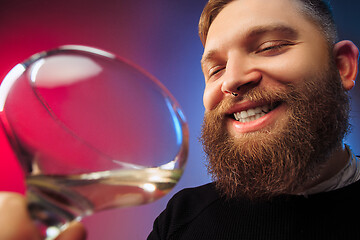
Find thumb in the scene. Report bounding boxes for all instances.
[0,192,41,240]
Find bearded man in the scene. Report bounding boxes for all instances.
[0,0,359,239]
[147,0,360,239]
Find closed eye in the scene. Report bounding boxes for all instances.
[208,66,225,80]
[255,40,295,55]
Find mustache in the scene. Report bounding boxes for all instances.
[209,84,297,116]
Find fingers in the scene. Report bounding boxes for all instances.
[56,221,87,240]
[0,192,87,240]
[0,192,41,240]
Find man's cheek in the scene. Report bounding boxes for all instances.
[203,85,223,110]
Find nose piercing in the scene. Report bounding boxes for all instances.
[231,92,238,96]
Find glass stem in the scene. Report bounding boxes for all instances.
[27,190,76,240]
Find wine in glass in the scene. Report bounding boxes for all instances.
[0,45,188,239]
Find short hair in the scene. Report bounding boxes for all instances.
[198,0,338,47]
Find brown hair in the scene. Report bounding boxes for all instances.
[198,0,337,46]
[198,0,235,46]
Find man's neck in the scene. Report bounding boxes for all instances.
[295,144,350,194]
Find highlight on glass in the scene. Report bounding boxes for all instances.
[0,45,188,239]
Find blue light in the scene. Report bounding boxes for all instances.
[165,97,183,145]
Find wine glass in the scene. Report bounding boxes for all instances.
[0,45,188,239]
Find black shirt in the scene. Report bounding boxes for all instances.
[148,181,360,240]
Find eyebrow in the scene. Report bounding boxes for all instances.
[201,50,218,71]
[246,24,299,40]
[201,24,299,70]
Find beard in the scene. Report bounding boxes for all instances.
[200,60,350,200]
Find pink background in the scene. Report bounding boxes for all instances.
[0,0,359,239]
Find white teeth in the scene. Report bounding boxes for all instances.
[233,104,272,122]
[254,107,262,114]
[240,111,247,118]
[247,109,256,117]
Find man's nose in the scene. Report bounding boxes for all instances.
[221,57,262,96]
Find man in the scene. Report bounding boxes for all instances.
[147,0,360,239]
[0,0,359,239]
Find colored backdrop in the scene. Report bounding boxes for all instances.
[0,0,359,239]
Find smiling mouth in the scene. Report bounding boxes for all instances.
[232,102,281,123]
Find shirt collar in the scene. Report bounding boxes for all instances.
[299,145,360,196]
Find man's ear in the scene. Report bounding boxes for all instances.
[333,40,359,90]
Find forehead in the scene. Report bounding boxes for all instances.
[204,0,322,50]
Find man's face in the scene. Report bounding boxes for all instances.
[200,0,350,199]
[202,0,330,135]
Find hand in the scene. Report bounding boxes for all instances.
[0,192,87,240]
